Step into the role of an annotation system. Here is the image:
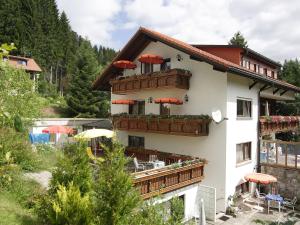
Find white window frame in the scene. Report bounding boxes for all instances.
[236,142,252,165]
[237,97,252,119]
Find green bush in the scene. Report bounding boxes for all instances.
[49,142,92,195]
[47,182,93,225]
[0,128,38,171]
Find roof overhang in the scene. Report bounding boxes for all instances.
[93,27,300,95]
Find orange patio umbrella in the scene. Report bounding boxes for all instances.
[113,60,137,69]
[112,99,135,105]
[245,172,277,185]
[138,54,164,64]
[154,97,183,105]
[42,125,74,134]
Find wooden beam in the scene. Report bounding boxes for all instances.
[280,90,288,96]
[273,88,280,95]
[213,65,227,72]
[189,55,203,62]
[260,84,270,92]
[249,80,258,90]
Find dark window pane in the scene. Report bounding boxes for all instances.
[128,135,145,148]
[160,103,170,115]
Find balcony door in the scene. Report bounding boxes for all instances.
[160,103,170,116]
[129,100,145,115]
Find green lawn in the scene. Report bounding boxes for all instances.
[0,192,38,225]
[0,148,59,225]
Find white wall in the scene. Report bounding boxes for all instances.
[112,41,229,212]
[225,74,259,201]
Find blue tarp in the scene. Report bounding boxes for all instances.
[29,133,50,144]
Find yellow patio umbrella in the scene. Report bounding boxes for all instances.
[74,128,115,140]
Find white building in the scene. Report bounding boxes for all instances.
[93,27,300,221]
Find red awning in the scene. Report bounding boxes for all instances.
[154,98,183,105]
[112,99,135,105]
[245,173,277,185]
[138,54,163,64]
[113,60,137,69]
[42,126,74,134]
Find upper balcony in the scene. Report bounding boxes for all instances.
[112,114,211,137]
[110,68,192,94]
[260,116,300,135]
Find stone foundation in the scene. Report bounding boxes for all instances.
[261,165,300,199]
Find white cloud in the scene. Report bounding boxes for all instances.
[56,0,300,61]
[123,0,300,61]
[56,0,121,47]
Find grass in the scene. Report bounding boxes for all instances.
[0,146,60,224]
[0,192,38,225]
[35,148,60,171]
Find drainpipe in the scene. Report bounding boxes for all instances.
[257,90,261,173]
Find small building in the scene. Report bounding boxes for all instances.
[3,55,42,80]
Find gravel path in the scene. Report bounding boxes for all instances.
[24,171,52,189]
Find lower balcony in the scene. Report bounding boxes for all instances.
[112,114,211,137]
[132,160,205,199]
[260,116,300,135]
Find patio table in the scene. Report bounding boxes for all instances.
[149,160,165,169]
[265,194,283,214]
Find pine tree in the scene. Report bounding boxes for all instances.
[66,40,109,118]
[229,31,248,48]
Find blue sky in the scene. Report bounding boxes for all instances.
[56,0,300,62]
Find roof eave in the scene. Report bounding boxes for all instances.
[228,67,300,93]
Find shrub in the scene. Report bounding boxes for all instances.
[49,142,92,195]
[47,182,93,225]
[0,128,38,171]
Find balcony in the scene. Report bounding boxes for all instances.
[112,114,211,137]
[125,147,195,165]
[110,68,192,94]
[260,116,300,135]
[133,160,205,199]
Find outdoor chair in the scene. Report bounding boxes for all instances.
[255,189,266,206]
[283,197,297,211]
[133,157,145,172]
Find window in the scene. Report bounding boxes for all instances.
[160,58,171,71]
[129,101,145,115]
[257,65,260,74]
[128,135,144,148]
[237,98,252,118]
[253,64,257,72]
[160,103,170,115]
[271,71,275,78]
[263,68,268,75]
[247,61,251,69]
[17,60,27,65]
[236,142,251,164]
[143,63,153,73]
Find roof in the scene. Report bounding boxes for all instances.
[5,55,42,72]
[93,27,300,93]
[192,44,282,68]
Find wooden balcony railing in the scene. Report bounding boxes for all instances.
[112,115,211,137]
[260,116,300,135]
[110,68,192,94]
[133,161,205,199]
[260,139,300,170]
[125,147,195,165]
